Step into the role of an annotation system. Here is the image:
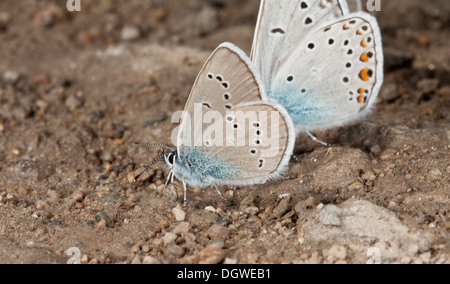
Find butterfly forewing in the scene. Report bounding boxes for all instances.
[251,0,350,89]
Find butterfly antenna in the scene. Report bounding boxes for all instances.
[133,153,165,182]
[134,142,173,150]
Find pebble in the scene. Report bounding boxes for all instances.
[0,123,4,133]
[194,6,220,34]
[206,224,230,240]
[167,244,185,257]
[318,205,343,226]
[172,204,186,221]
[96,219,107,234]
[348,182,363,191]
[361,170,377,181]
[273,197,291,218]
[198,245,226,264]
[131,244,141,253]
[142,256,161,264]
[327,245,347,260]
[173,222,190,235]
[244,206,260,215]
[163,232,177,245]
[427,169,442,180]
[3,71,20,84]
[70,190,84,202]
[224,258,238,264]
[131,255,141,264]
[65,95,83,111]
[141,244,150,253]
[121,25,141,41]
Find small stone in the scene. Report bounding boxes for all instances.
[380,149,396,160]
[89,258,99,264]
[194,6,219,34]
[327,245,347,260]
[121,25,141,41]
[244,206,260,215]
[131,244,141,253]
[70,190,84,202]
[141,244,150,253]
[11,148,20,156]
[206,224,230,240]
[173,222,190,235]
[142,256,161,264]
[427,169,442,180]
[361,170,376,181]
[0,123,4,133]
[65,95,82,111]
[348,182,363,191]
[81,255,89,264]
[35,200,46,210]
[167,244,185,257]
[163,232,177,245]
[172,204,186,221]
[318,205,343,226]
[273,197,291,218]
[96,219,107,234]
[199,245,226,264]
[224,258,238,264]
[204,206,216,213]
[127,173,136,184]
[131,255,141,264]
[3,71,20,84]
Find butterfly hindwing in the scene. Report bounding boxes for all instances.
[270,13,384,131]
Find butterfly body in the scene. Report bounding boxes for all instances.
[165,146,241,188]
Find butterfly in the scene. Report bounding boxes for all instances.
[250,0,384,144]
[135,43,295,205]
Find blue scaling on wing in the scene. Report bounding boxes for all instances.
[270,83,339,127]
[178,146,241,180]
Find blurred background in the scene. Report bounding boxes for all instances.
[0,0,448,264]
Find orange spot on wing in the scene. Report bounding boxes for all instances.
[360,52,369,62]
[360,68,370,82]
[361,39,368,48]
[356,29,363,35]
[343,24,350,30]
[357,95,365,104]
[358,88,365,95]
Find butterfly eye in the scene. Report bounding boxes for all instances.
[167,153,175,165]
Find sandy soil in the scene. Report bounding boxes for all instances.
[0,0,448,264]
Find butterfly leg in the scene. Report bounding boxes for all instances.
[182,180,187,207]
[165,171,173,187]
[307,131,337,147]
[213,185,230,203]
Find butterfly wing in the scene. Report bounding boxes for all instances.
[269,13,384,131]
[250,0,350,89]
[177,42,267,150]
[176,43,295,186]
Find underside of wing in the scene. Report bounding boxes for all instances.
[251,0,350,90]
[177,42,267,151]
[269,13,383,131]
[180,101,295,186]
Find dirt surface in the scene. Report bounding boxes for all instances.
[0,0,448,264]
